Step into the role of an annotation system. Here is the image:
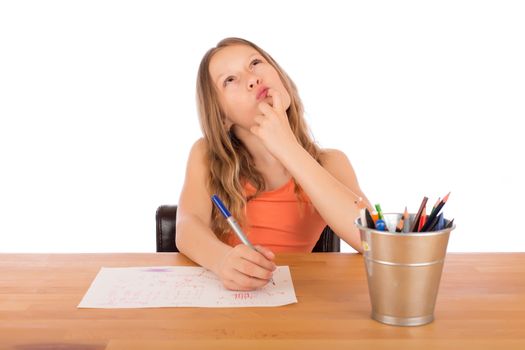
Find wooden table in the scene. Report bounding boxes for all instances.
[1,253,524,349]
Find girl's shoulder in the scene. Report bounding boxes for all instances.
[319,148,351,167]
[185,138,210,173]
[191,137,209,153]
[318,148,359,186]
[187,138,211,162]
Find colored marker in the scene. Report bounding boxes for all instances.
[375,204,384,220]
[365,208,376,229]
[375,219,386,231]
[371,210,379,223]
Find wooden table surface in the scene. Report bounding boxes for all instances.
[1,253,524,349]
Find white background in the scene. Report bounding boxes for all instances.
[1,0,524,253]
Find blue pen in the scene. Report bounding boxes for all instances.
[211,195,255,249]
[211,194,275,285]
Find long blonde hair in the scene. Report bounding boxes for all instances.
[196,37,322,240]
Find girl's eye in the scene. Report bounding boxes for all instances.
[223,76,235,86]
[223,59,262,86]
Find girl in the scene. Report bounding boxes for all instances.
[176,38,372,291]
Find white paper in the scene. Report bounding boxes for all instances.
[78,265,297,308]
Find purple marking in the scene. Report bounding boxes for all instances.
[143,268,171,272]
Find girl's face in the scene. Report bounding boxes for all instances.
[209,44,291,132]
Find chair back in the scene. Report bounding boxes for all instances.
[156,205,179,252]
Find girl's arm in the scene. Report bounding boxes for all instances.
[251,89,372,253]
[283,146,371,253]
[176,139,276,290]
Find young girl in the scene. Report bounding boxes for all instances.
[176,37,372,291]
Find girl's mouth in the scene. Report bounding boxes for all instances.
[257,87,269,100]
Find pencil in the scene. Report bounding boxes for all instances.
[418,207,427,232]
[395,219,403,232]
[430,197,441,216]
[409,196,428,232]
[421,192,451,232]
[396,206,408,233]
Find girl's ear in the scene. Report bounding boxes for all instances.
[223,118,233,131]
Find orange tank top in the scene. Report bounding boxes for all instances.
[226,178,326,253]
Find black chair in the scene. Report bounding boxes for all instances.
[156,205,340,253]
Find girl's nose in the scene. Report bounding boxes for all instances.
[248,76,261,89]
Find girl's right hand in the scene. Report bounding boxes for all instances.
[215,244,277,291]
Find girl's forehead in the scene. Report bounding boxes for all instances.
[209,45,261,81]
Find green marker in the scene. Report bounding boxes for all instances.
[375,203,384,220]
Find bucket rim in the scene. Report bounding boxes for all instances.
[355,212,456,236]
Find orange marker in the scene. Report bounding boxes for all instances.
[371,211,379,223]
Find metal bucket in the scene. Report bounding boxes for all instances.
[356,213,455,326]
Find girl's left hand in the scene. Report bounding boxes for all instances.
[250,88,298,159]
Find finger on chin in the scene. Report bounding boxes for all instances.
[267,88,282,111]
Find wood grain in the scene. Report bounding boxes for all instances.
[1,253,524,349]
